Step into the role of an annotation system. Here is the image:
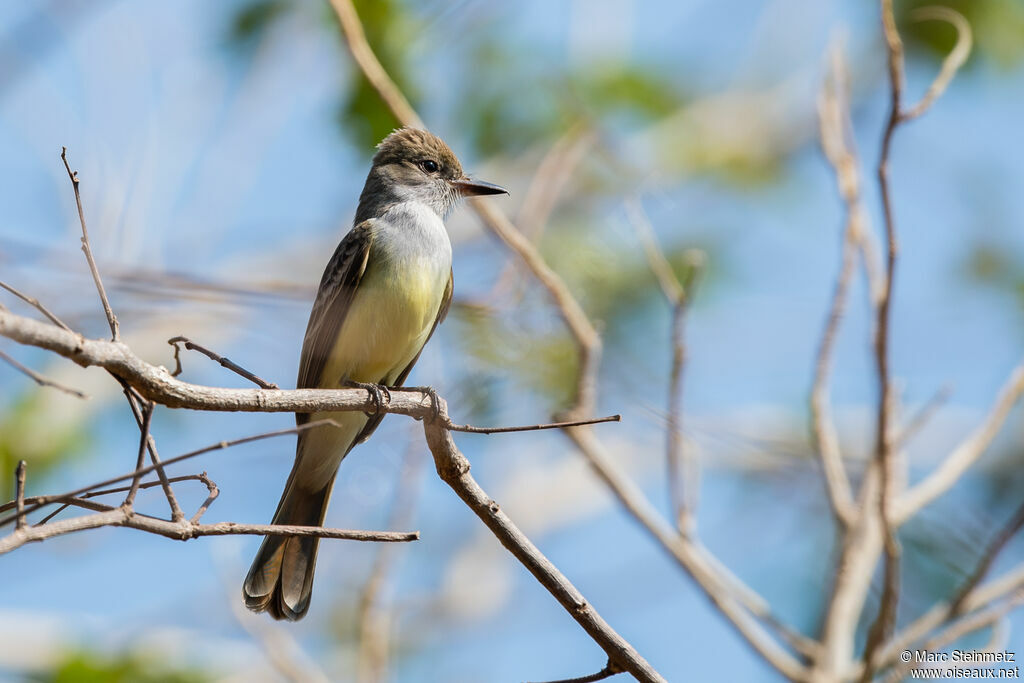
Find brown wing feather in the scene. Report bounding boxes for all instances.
[295,221,375,423]
[352,267,453,445]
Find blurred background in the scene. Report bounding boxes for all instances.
[0,0,1022,680]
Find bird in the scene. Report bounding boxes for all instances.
[243,127,507,621]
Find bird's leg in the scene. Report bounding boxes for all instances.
[342,379,390,417]
[392,385,442,423]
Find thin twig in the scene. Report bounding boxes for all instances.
[949,497,1024,615]
[812,42,864,526]
[627,198,705,534]
[881,592,1023,683]
[875,563,1024,671]
[120,382,185,522]
[14,461,26,531]
[190,472,219,524]
[446,413,620,434]
[858,3,909,676]
[901,8,972,123]
[0,504,419,555]
[0,348,88,399]
[529,660,623,683]
[0,419,340,527]
[123,402,154,508]
[60,147,118,341]
[327,0,423,129]
[0,280,72,331]
[893,365,1024,523]
[168,335,279,389]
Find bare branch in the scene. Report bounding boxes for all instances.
[565,426,810,680]
[901,8,973,123]
[123,401,154,508]
[447,414,620,435]
[422,409,665,683]
[0,419,339,526]
[0,308,436,418]
[529,660,623,683]
[881,593,1023,683]
[61,147,119,341]
[894,365,1024,523]
[0,504,418,556]
[949,497,1024,615]
[0,347,88,399]
[859,0,919,672]
[121,383,185,522]
[812,42,865,526]
[627,198,705,533]
[14,461,26,531]
[190,471,219,524]
[168,335,279,389]
[327,0,423,129]
[876,562,1024,672]
[0,280,72,331]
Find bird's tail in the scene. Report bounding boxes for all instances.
[242,466,336,621]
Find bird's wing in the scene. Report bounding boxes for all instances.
[295,220,375,416]
[352,267,453,445]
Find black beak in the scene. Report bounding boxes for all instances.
[451,178,508,197]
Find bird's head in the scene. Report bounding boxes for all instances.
[359,128,506,220]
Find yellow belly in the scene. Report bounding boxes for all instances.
[320,254,443,388]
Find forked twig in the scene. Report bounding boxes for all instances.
[169,335,279,389]
[60,147,118,341]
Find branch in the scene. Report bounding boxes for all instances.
[61,147,119,340]
[421,407,665,683]
[0,505,418,555]
[901,8,972,123]
[0,279,72,331]
[168,335,279,389]
[0,308,432,417]
[812,42,865,527]
[627,198,705,534]
[565,426,811,680]
[447,414,620,435]
[530,660,623,683]
[327,0,422,129]
[875,562,1024,673]
[14,461,26,531]
[893,365,1024,523]
[120,383,185,522]
[0,347,88,399]
[0,420,337,526]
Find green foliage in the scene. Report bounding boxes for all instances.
[31,651,210,683]
[463,59,687,158]
[897,0,1024,68]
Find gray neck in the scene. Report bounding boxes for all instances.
[354,166,455,224]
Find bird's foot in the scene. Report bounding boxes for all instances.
[343,380,391,417]
[395,385,442,423]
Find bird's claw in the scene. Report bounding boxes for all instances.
[343,380,389,417]
[398,385,442,423]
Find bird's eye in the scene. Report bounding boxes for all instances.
[420,159,440,174]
